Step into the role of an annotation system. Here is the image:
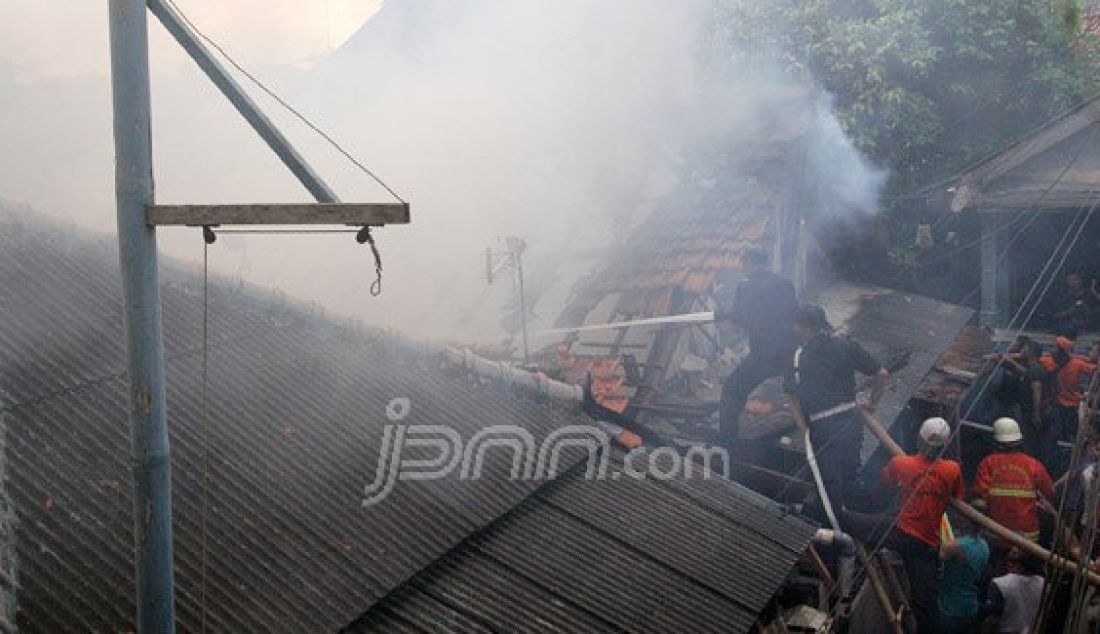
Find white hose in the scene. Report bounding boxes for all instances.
[804,428,842,532]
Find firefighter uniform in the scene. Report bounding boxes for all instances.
[974,451,1054,542]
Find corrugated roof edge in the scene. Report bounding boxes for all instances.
[344,448,816,631]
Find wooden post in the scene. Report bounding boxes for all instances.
[979,212,1006,327]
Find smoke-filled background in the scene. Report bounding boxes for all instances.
[0,0,883,341]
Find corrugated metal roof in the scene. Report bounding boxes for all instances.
[0,210,597,632]
[353,549,614,632]
[1,208,816,632]
[350,452,816,632]
[840,290,975,461]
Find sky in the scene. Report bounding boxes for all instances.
[0,1,382,80]
[0,0,705,341]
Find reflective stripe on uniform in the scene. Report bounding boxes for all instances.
[987,487,1037,498]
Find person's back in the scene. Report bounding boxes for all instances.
[880,419,962,634]
[883,453,964,547]
[791,333,881,415]
[939,533,990,630]
[975,434,1053,542]
[990,572,1044,633]
[729,268,796,353]
[715,249,799,449]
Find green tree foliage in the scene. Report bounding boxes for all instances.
[709,0,1100,195]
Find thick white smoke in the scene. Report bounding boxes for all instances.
[0,0,884,343]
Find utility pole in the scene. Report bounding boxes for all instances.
[513,238,530,366]
[108,1,174,630]
[108,1,409,629]
[486,237,530,364]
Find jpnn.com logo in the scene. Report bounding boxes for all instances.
[362,398,729,506]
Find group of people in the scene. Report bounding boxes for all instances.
[715,247,888,514]
[873,415,1053,632]
[969,330,1099,479]
[715,249,1100,632]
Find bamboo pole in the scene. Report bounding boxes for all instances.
[805,543,836,594]
[857,408,1100,588]
[856,544,904,634]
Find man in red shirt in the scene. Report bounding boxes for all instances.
[881,417,964,633]
[975,417,1054,545]
[1039,335,1098,476]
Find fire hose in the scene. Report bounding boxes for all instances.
[788,397,905,633]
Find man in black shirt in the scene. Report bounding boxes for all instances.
[998,339,1045,456]
[715,247,798,450]
[785,304,888,509]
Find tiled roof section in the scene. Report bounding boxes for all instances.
[592,178,776,296]
[1086,6,1100,36]
[348,451,815,632]
[0,211,596,632]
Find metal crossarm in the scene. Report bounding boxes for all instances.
[147,203,410,227]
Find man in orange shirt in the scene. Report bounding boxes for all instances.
[975,418,1054,546]
[881,417,965,633]
[1040,335,1098,476]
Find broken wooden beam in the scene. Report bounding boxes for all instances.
[147,203,410,227]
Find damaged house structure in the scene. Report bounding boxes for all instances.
[15,0,1100,630]
[542,87,977,492]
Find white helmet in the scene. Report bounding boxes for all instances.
[993,417,1023,444]
[919,417,951,448]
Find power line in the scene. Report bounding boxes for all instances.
[163,0,407,205]
[200,238,211,633]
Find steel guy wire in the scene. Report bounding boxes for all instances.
[163,0,407,205]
